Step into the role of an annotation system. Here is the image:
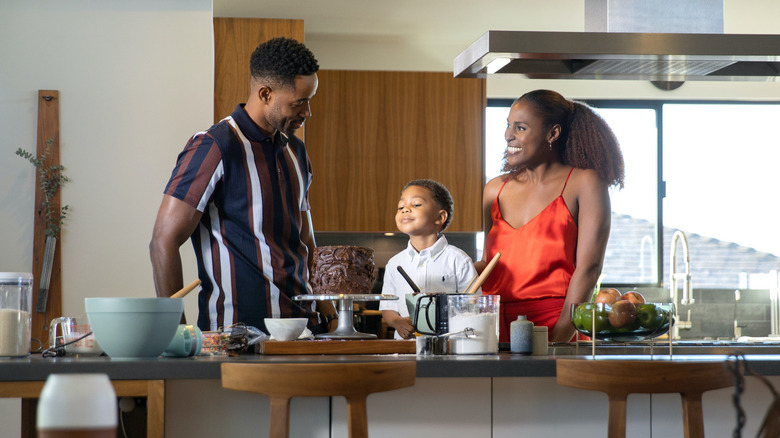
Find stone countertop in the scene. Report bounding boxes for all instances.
[3,350,780,382]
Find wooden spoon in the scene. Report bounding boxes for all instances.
[171,279,201,299]
[465,252,501,295]
[463,274,478,294]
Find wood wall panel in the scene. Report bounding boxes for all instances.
[32,90,61,347]
[213,18,304,124]
[306,71,485,232]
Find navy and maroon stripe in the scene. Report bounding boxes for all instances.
[166,104,319,332]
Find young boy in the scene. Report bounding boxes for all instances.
[379,179,477,339]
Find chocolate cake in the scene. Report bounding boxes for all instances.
[311,246,375,294]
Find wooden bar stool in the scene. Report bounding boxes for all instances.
[556,359,734,438]
[221,361,416,438]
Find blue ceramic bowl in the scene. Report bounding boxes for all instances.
[85,298,183,358]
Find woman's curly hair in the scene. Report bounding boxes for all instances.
[502,89,625,188]
[250,37,319,89]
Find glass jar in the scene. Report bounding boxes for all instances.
[0,272,33,357]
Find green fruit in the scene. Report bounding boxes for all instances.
[659,307,671,326]
[574,303,610,333]
[572,307,583,328]
[573,303,593,329]
[636,304,662,329]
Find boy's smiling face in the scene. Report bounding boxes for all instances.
[395,185,447,238]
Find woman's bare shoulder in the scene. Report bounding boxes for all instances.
[570,168,608,190]
[486,174,507,188]
[484,174,509,197]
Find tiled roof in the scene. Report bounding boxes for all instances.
[604,213,780,288]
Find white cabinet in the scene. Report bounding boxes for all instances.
[331,377,492,438]
[493,377,651,437]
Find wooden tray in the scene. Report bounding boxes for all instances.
[256,339,415,355]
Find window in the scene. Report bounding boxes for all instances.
[662,103,780,289]
[590,106,659,285]
[484,99,780,290]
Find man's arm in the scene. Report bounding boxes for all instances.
[150,195,202,298]
[301,210,338,331]
[301,210,317,273]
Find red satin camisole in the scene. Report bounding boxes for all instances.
[482,168,578,341]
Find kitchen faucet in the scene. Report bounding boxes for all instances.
[669,230,694,339]
[639,234,655,282]
[770,270,780,337]
[734,289,742,340]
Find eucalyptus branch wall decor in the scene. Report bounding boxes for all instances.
[16,138,70,312]
[16,139,70,237]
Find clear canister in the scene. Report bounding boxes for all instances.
[447,294,500,354]
[0,272,33,357]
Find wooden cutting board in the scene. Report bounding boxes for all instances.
[256,339,415,355]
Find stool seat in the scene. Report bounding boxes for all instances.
[222,361,416,438]
[556,359,734,438]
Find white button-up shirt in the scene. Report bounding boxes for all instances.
[380,236,477,338]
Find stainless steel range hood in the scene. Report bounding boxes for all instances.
[453,30,780,81]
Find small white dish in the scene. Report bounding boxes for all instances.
[264,318,308,341]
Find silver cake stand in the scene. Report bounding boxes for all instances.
[293,294,398,339]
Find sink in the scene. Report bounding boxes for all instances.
[548,340,780,356]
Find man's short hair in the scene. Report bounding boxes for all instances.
[250,37,319,89]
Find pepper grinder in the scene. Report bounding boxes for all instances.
[510,315,533,354]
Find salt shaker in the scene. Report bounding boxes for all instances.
[510,315,533,354]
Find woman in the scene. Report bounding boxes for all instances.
[477,89,624,343]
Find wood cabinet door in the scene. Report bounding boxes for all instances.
[213,18,304,124]
[306,70,485,232]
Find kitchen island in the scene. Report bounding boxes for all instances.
[2,346,779,437]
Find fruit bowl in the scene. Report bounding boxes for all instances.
[571,302,674,342]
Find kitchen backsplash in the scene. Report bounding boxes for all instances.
[627,286,772,340]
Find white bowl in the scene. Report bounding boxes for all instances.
[85,298,183,358]
[264,318,307,341]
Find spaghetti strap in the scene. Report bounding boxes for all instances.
[560,168,574,196]
[496,178,510,201]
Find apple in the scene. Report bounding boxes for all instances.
[622,291,645,304]
[636,303,661,329]
[594,288,622,304]
[659,307,671,326]
[574,303,610,333]
[608,300,637,329]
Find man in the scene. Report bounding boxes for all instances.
[150,37,337,334]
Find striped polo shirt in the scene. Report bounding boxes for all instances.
[164,104,319,333]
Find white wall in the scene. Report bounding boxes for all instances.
[0,1,211,434]
[0,0,212,324]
